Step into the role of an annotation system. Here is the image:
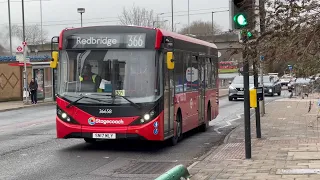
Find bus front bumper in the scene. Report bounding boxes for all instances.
[56,114,164,141]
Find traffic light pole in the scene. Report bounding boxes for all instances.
[243,43,251,159]
[253,59,261,138]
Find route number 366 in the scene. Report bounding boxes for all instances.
[127,35,144,47]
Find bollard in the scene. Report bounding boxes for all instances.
[154,164,191,180]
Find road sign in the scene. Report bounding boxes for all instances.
[22,41,27,46]
[288,66,293,70]
[17,46,23,52]
[260,55,264,61]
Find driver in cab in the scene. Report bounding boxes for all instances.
[79,64,103,92]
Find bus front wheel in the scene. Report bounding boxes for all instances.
[169,113,182,146]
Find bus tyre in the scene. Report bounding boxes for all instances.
[200,105,211,132]
[84,138,97,143]
[170,114,182,146]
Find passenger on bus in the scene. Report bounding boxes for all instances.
[79,64,102,92]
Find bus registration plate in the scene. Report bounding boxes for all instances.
[93,133,116,139]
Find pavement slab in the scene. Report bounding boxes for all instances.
[190,95,320,180]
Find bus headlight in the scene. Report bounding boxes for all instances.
[61,113,67,119]
[132,110,158,125]
[144,114,151,121]
[57,107,79,124]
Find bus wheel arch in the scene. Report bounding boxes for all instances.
[169,108,183,146]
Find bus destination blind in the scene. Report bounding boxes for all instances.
[65,33,146,49]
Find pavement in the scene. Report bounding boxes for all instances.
[189,93,320,180]
[0,89,229,112]
[0,99,56,112]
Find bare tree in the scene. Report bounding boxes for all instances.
[10,24,48,45]
[118,4,170,30]
[179,20,222,36]
[241,0,320,77]
[118,5,155,27]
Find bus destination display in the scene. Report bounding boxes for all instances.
[65,33,146,49]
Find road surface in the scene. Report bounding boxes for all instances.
[0,92,287,180]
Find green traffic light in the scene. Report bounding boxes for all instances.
[247,31,252,37]
[234,13,248,26]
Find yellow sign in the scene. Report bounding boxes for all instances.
[250,89,257,108]
[115,90,125,96]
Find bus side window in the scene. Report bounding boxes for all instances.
[191,55,198,91]
[184,53,192,92]
[206,58,212,89]
[174,51,184,94]
[211,57,217,88]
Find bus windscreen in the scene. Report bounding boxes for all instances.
[58,49,161,104]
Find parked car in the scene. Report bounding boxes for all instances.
[260,76,282,96]
[279,75,294,86]
[228,75,255,101]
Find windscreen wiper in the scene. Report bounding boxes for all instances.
[65,94,106,108]
[88,93,141,109]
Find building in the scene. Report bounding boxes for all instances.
[0,43,57,102]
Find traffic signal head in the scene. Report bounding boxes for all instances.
[233,13,248,27]
[239,29,254,42]
[231,0,254,30]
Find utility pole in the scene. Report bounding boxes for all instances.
[171,0,174,32]
[260,57,265,115]
[8,0,12,55]
[257,0,266,116]
[243,42,251,159]
[188,0,190,34]
[211,12,214,34]
[22,0,28,104]
[40,0,43,47]
[253,60,261,138]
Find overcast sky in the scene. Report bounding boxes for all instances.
[0,0,230,49]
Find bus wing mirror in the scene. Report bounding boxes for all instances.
[166,52,174,70]
[50,51,59,69]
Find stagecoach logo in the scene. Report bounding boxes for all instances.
[88,117,96,125]
[88,117,124,125]
[76,37,118,46]
[99,109,112,114]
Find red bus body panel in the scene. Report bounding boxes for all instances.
[56,97,165,141]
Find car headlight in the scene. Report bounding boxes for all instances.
[57,107,79,124]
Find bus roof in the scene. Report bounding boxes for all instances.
[157,28,217,49]
[58,25,218,50]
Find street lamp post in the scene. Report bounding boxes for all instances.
[171,0,174,32]
[77,8,85,27]
[7,0,12,55]
[40,0,43,46]
[22,0,28,104]
[188,0,190,34]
